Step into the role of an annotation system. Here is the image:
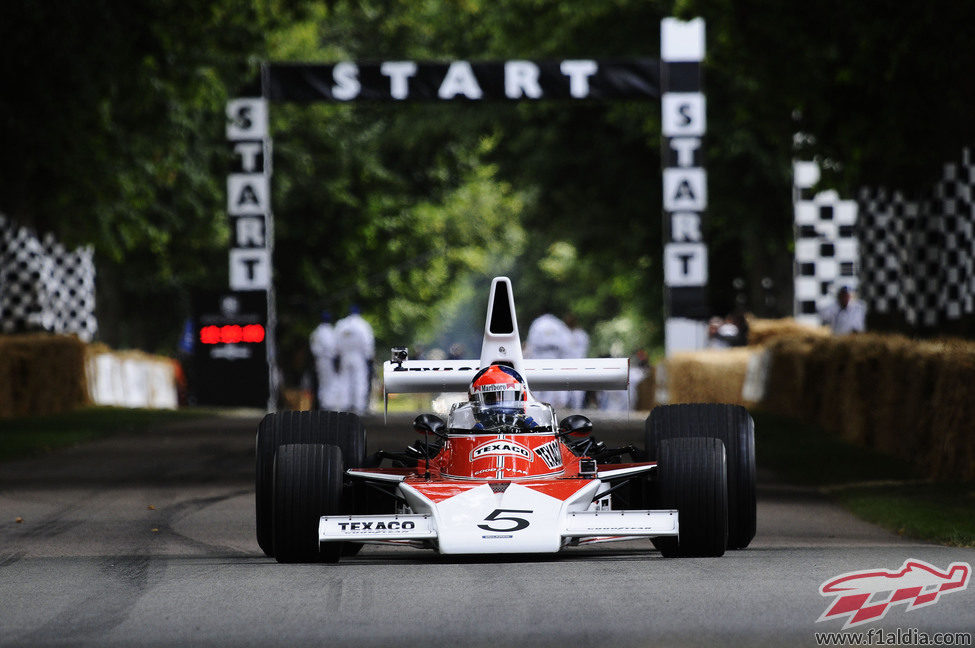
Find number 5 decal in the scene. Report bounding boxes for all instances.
[477,509,532,532]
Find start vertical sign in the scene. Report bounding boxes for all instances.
[223,97,278,409]
[226,98,272,290]
[661,18,709,354]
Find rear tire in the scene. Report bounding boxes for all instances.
[646,403,756,549]
[256,411,366,556]
[653,437,728,558]
[272,443,344,563]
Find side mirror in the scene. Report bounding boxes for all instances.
[558,415,593,438]
[413,413,447,438]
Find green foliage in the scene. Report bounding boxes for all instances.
[837,483,975,548]
[0,0,301,349]
[3,0,973,369]
[271,102,529,357]
[681,0,975,313]
[264,0,670,372]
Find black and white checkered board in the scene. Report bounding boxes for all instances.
[0,216,97,341]
[793,167,860,326]
[857,148,974,328]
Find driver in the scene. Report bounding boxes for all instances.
[468,365,538,430]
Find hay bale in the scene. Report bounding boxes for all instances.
[758,331,975,481]
[830,334,912,447]
[0,334,89,417]
[760,336,821,417]
[925,343,975,481]
[664,347,756,405]
[635,369,655,410]
[747,317,829,346]
[0,340,27,418]
[281,388,313,411]
[869,337,940,462]
[811,337,851,437]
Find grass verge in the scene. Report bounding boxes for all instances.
[835,483,975,548]
[753,411,975,547]
[0,407,207,462]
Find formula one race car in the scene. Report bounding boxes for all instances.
[255,277,756,562]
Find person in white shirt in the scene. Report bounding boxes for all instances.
[564,313,590,409]
[309,311,341,410]
[820,286,866,334]
[334,305,375,413]
[524,313,572,408]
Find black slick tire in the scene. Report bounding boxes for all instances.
[653,437,728,558]
[645,403,756,550]
[272,443,344,563]
[256,411,366,557]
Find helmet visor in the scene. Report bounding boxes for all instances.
[474,386,523,407]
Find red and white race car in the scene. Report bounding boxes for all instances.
[255,277,756,562]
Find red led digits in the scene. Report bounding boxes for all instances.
[198,324,265,344]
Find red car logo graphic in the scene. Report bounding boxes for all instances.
[818,559,970,629]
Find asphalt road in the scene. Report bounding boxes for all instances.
[1,410,973,647]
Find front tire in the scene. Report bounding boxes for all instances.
[646,403,756,549]
[256,411,366,557]
[653,437,728,558]
[272,443,344,563]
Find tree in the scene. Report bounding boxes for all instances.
[681,0,975,313]
[0,1,299,348]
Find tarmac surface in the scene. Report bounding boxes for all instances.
[1,410,973,647]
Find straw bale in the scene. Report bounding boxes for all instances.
[281,388,313,411]
[925,344,975,481]
[635,369,656,410]
[747,317,830,346]
[757,332,975,481]
[0,334,90,417]
[869,338,940,462]
[760,336,821,417]
[664,347,756,405]
[810,337,850,437]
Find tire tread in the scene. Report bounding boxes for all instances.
[656,437,728,557]
[256,411,365,556]
[646,403,756,549]
[272,443,343,563]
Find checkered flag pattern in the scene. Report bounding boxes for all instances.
[857,148,975,328]
[0,216,97,341]
[793,164,860,326]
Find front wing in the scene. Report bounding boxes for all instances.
[319,475,678,554]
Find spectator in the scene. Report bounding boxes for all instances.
[524,312,572,408]
[564,313,590,409]
[310,310,340,410]
[598,349,646,412]
[820,286,866,334]
[448,343,467,360]
[707,316,733,349]
[726,309,750,346]
[335,305,375,413]
[708,311,749,348]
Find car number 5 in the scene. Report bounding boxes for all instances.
[477,509,532,532]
